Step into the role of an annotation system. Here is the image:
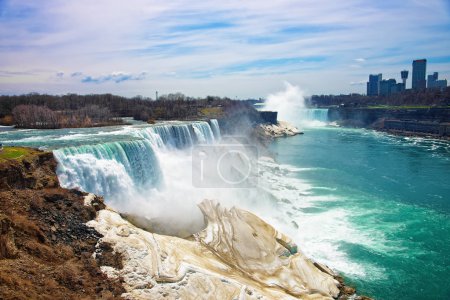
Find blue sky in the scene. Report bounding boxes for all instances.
[0,0,449,98]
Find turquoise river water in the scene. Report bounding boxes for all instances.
[270,125,450,299]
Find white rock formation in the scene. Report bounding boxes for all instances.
[259,121,302,138]
[87,199,340,300]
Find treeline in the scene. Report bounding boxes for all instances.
[11,104,119,129]
[0,93,261,128]
[0,94,139,119]
[310,87,450,107]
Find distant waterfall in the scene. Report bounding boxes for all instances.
[134,121,215,149]
[53,121,219,201]
[192,122,215,144]
[298,109,329,126]
[210,119,221,140]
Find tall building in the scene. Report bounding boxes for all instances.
[367,74,382,96]
[379,79,398,96]
[401,70,409,87]
[412,59,427,90]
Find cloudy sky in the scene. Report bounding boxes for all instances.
[1,0,449,98]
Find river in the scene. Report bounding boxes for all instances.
[1,113,449,299]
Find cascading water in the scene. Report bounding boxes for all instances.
[54,140,162,200]
[209,119,221,140]
[263,82,328,127]
[297,108,329,127]
[133,121,216,149]
[192,122,215,144]
[51,120,220,208]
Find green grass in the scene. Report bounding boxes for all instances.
[198,107,224,118]
[0,146,37,162]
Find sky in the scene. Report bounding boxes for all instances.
[0,0,450,98]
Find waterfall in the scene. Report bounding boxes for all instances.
[134,121,215,149]
[54,140,162,199]
[297,108,329,126]
[210,119,221,140]
[192,122,215,144]
[53,121,219,202]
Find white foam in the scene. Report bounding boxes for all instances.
[257,158,387,279]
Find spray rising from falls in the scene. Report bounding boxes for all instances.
[54,121,218,201]
[264,82,329,127]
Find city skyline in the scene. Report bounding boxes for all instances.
[1,0,450,98]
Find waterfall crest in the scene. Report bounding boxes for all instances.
[53,120,220,200]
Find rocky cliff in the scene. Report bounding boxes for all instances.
[0,150,124,299]
[328,107,450,138]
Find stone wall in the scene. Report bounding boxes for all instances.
[328,107,450,137]
[259,111,278,124]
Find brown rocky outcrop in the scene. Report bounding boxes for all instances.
[0,149,125,299]
[0,151,59,190]
[0,214,18,259]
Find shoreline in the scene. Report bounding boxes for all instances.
[376,128,450,141]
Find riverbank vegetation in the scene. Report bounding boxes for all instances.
[0,93,259,129]
[0,147,39,162]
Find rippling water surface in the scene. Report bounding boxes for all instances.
[269,126,450,300]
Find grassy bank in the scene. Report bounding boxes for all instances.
[0,146,39,162]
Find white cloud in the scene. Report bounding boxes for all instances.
[0,0,449,97]
[350,80,366,86]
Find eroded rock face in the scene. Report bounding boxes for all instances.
[258,121,302,138]
[0,155,124,299]
[195,201,340,298]
[89,199,340,299]
[0,151,59,190]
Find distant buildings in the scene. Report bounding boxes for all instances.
[367,74,405,97]
[367,74,382,96]
[412,59,427,90]
[365,58,447,96]
[427,72,447,89]
[379,79,405,96]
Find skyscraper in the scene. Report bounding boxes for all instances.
[401,70,408,87]
[412,59,427,90]
[367,74,382,96]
